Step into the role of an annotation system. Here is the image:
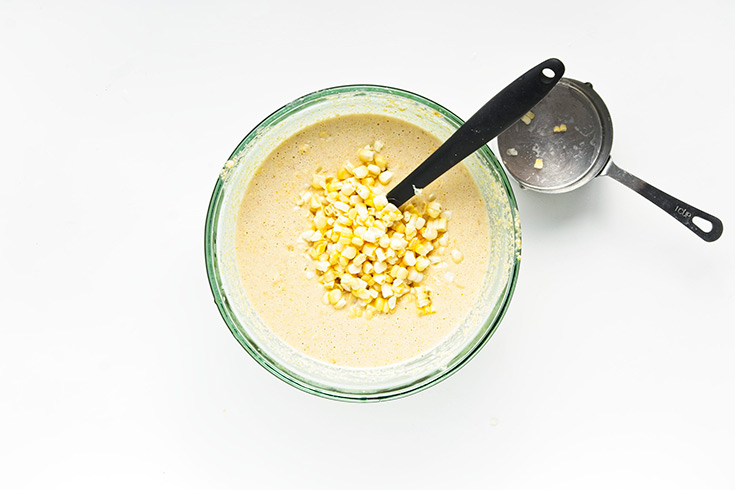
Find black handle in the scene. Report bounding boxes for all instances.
[387,58,565,207]
[604,161,723,242]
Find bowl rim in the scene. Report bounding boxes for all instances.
[204,84,522,402]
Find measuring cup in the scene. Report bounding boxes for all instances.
[497,78,723,242]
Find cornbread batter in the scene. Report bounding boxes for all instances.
[236,114,491,367]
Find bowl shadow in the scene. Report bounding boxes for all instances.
[511,179,605,236]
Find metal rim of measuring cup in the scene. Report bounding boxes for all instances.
[497,78,614,193]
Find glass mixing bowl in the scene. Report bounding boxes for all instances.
[205,85,521,401]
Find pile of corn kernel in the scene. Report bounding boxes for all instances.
[297,142,461,318]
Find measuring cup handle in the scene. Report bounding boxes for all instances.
[601,160,723,242]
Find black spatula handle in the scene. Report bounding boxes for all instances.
[387,58,565,207]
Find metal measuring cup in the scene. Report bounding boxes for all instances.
[497,78,723,242]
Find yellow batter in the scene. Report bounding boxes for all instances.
[236,114,490,367]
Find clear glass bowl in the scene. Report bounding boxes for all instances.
[205,85,522,402]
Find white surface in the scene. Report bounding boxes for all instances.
[1,1,734,488]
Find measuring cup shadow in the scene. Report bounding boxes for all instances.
[511,180,603,234]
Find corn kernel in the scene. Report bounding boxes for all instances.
[328,289,342,305]
[415,256,430,272]
[420,225,438,241]
[374,298,385,312]
[363,227,383,243]
[316,261,330,272]
[416,242,433,256]
[421,305,435,315]
[340,182,355,196]
[378,171,393,185]
[451,249,464,263]
[390,236,408,251]
[341,246,357,259]
[521,111,535,125]
[426,202,442,219]
[358,149,374,162]
[312,175,326,189]
[407,268,420,282]
[384,203,399,214]
[314,214,328,230]
[373,194,389,210]
[396,267,408,281]
[353,165,369,179]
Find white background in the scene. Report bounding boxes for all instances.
[2,1,734,488]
